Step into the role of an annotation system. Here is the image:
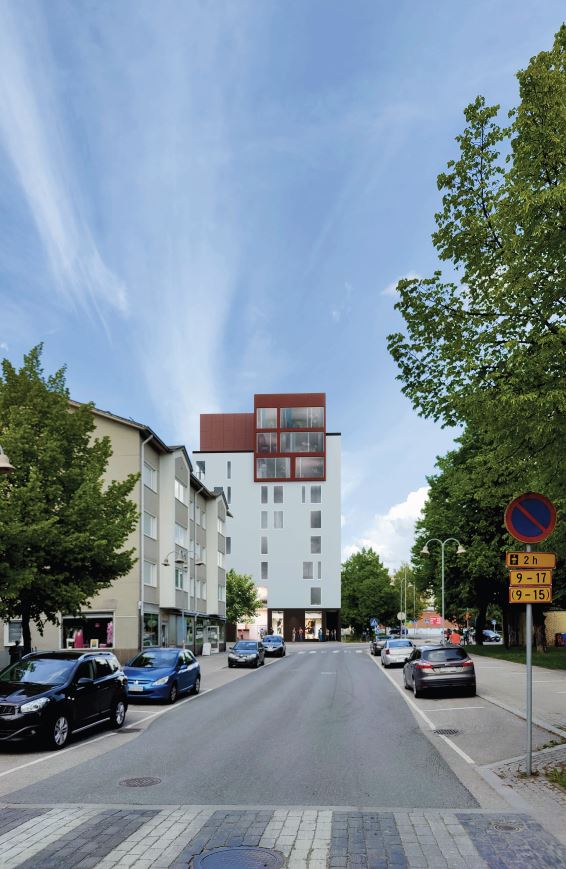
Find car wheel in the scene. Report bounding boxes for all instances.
[110,699,127,729]
[168,682,178,704]
[403,673,411,690]
[192,676,201,695]
[254,657,260,668]
[261,657,265,666]
[44,713,71,750]
[228,662,234,668]
[413,682,422,699]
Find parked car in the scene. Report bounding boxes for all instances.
[0,650,128,749]
[381,639,415,667]
[387,627,409,637]
[124,648,200,703]
[482,630,501,643]
[403,644,476,697]
[369,634,388,655]
[262,635,286,657]
[228,641,265,668]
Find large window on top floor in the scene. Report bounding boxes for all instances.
[256,408,277,428]
[256,458,290,479]
[280,407,324,429]
[280,432,324,453]
[257,432,277,453]
[296,457,324,479]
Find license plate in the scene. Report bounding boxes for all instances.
[129,685,144,692]
[435,667,460,674]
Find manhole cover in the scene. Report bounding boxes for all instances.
[490,821,525,833]
[434,729,460,736]
[192,847,284,868]
[119,777,161,788]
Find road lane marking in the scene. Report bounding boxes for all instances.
[422,706,485,712]
[320,672,336,675]
[355,650,363,654]
[332,650,340,654]
[309,651,317,654]
[368,653,475,765]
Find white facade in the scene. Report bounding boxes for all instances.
[195,434,341,622]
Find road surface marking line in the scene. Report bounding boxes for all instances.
[320,672,336,675]
[368,653,475,765]
[355,650,363,654]
[532,680,565,683]
[422,706,485,712]
[332,651,340,654]
[309,651,317,654]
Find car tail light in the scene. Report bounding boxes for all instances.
[462,660,474,667]
[415,661,433,670]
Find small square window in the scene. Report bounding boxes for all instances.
[274,486,283,503]
[310,587,321,606]
[310,510,321,529]
[310,485,321,504]
[257,407,277,428]
[261,536,268,555]
[261,486,268,504]
[303,561,313,579]
[274,511,283,529]
[261,511,268,529]
[311,536,321,554]
[261,562,268,580]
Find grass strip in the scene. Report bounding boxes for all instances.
[469,644,566,670]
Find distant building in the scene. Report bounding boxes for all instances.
[1,405,229,665]
[195,393,341,641]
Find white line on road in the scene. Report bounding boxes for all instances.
[332,651,340,654]
[368,653,475,765]
[421,706,485,712]
[309,651,317,654]
[355,651,363,654]
[320,672,336,675]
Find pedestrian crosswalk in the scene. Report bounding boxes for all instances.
[296,649,365,655]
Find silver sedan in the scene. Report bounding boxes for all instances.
[381,639,415,668]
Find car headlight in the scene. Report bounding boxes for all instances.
[152,676,170,686]
[20,697,49,714]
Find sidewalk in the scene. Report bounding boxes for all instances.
[2,802,566,868]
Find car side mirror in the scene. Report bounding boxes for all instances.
[77,677,93,686]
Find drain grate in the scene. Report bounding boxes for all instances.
[192,848,284,868]
[490,821,525,833]
[119,777,161,788]
[434,728,460,736]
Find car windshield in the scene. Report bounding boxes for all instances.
[265,637,282,643]
[0,657,76,686]
[424,648,468,662]
[388,640,412,648]
[128,650,178,669]
[233,642,257,651]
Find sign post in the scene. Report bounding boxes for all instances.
[505,492,557,776]
[397,611,406,636]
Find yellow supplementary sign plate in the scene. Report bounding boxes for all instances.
[505,552,556,569]
[509,586,552,604]
[509,569,553,586]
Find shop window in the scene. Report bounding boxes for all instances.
[185,617,194,646]
[261,511,268,529]
[261,561,268,580]
[310,510,321,528]
[144,613,158,647]
[310,485,322,503]
[280,407,324,429]
[261,486,268,504]
[311,536,321,554]
[271,611,284,635]
[62,614,114,649]
[305,611,322,639]
[274,486,283,503]
[274,511,283,529]
[296,457,324,479]
[310,587,322,606]
[256,407,277,428]
[257,432,277,453]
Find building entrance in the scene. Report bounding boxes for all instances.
[305,611,322,641]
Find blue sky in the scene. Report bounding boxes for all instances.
[0,1,564,568]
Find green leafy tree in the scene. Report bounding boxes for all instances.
[0,346,139,652]
[341,548,398,635]
[226,568,262,626]
[387,28,566,494]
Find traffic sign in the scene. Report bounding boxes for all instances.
[397,611,406,621]
[504,493,556,543]
[370,617,378,627]
[505,551,556,569]
[509,586,552,604]
[509,569,552,587]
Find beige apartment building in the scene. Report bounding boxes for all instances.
[1,405,229,666]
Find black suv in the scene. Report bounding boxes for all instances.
[0,650,128,749]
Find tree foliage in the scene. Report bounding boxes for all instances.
[226,568,262,625]
[387,28,566,493]
[0,346,139,651]
[341,548,398,634]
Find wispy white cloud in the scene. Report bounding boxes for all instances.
[330,281,353,323]
[0,7,127,329]
[343,485,429,569]
[381,272,422,297]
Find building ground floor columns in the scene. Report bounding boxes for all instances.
[267,608,341,642]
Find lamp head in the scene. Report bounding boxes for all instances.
[0,446,14,475]
[421,545,430,556]
[161,557,170,567]
[456,544,466,555]
[174,557,187,566]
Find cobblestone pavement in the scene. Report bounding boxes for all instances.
[0,804,565,868]
[488,742,566,813]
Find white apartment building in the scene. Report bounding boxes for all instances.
[194,393,341,641]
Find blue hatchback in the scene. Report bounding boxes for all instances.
[124,648,200,704]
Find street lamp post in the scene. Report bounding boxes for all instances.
[0,446,15,475]
[421,538,465,641]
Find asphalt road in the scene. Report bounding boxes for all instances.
[7,646,477,808]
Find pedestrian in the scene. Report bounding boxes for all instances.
[292,627,296,642]
[299,627,304,641]
[318,628,323,642]
[9,640,22,666]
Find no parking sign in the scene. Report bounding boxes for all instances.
[504,492,556,544]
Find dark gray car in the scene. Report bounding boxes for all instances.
[228,641,265,668]
[403,644,476,697]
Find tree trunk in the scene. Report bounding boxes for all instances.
[21,602,32,655]
[504,604,520,647]
[533,607,547,653]
[475,602,487,645]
